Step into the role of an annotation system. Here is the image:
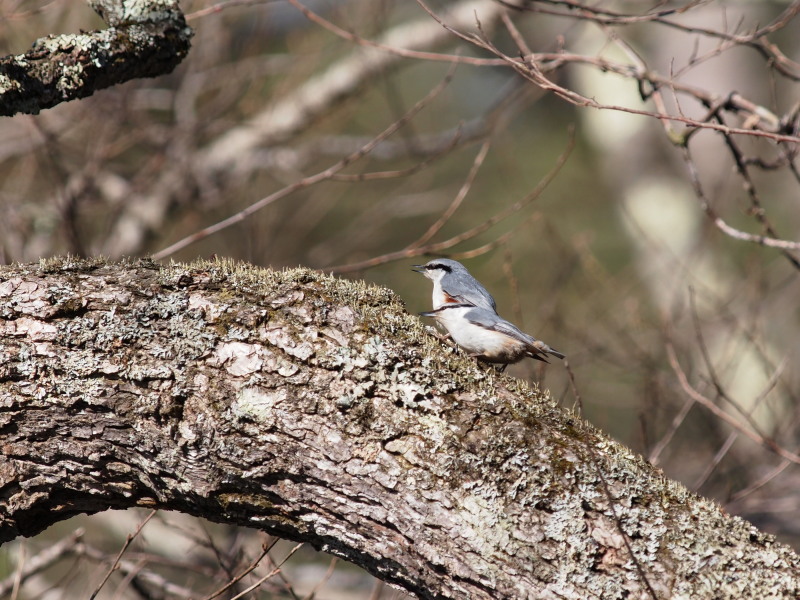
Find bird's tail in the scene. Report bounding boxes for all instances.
[527,340,565,361]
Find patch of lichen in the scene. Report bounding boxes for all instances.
[0,254,107,278]
[160,257,407,317]
[33,255,162,275]
[37,255,111,273]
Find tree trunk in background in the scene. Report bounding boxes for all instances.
[0,258,797,599]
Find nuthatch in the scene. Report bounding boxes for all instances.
[413,259,564,364]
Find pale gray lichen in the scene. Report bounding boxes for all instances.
[234,386,287,425]
[0,73,19,94]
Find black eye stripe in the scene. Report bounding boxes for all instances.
[428,263,452,273]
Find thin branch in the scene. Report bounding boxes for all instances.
[9,540,24,600]
[301,557,338,600]
[329,128,464,181]
[648,396,695,466]
[728,459,792,504]
[497,0,800,80]
[88,510,157,600]
[715,115,800,262]
[446,220,533,260]
[228,543,304,600]
[201,538,278,600]
[284,0,503,67]
[329,127,574,273]
[152,69,456,260]
[367,580,385,600]
[501,245,523,327]
[81,542,199,598]
[110,557,147,600]
[564,360,583,416]
[197,0,508,176]
[262,538,301,600]
[701,214,800,251]
[695,354,791,491]
[688,287,771,440]
[212,0,788,150]
[416,0,800,143]
[680,145,800,263]
[408,139,492,250]
[667,343,800,465]
[187,0,278,20]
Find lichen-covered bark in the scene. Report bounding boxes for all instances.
[0,1,191,117]
[0,257,798,600]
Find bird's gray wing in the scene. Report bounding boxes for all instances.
[464,308,565,359]
[462,308,533,343]
[443,277,497,312]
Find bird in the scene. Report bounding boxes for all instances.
[413,259,564,365]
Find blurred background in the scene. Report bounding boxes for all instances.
[1,0,799,597]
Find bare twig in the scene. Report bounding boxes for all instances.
[201,538,278,600]
[367,579,385,600]
[501,246,523,327]
[228,543,304,600]
[9,540,24,600]
[728,459,792,504]
[301,557,338,600]
[680,145,800,269]
[81,541,199,598]
[497,0,800,80]
[285,0,504,67]
[187,0,276,20]
[648,395,696,467]
[88,510,157,600]
[416,0,800,143]
[693,353,790,490]
[329,127,574,273]
[564,360,583,416]
[152,69,456,260]
[408,139,492,250]
[688,288,771,439]
[667,343,800,465]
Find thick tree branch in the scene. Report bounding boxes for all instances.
[0,0,192,117]
[0,258,798,599]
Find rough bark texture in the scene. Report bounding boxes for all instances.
[0,257,798,599]
[0,0,192,117]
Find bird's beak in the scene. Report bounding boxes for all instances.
[411,265,426,273]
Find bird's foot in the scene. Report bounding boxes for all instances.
[468,355,507,373]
